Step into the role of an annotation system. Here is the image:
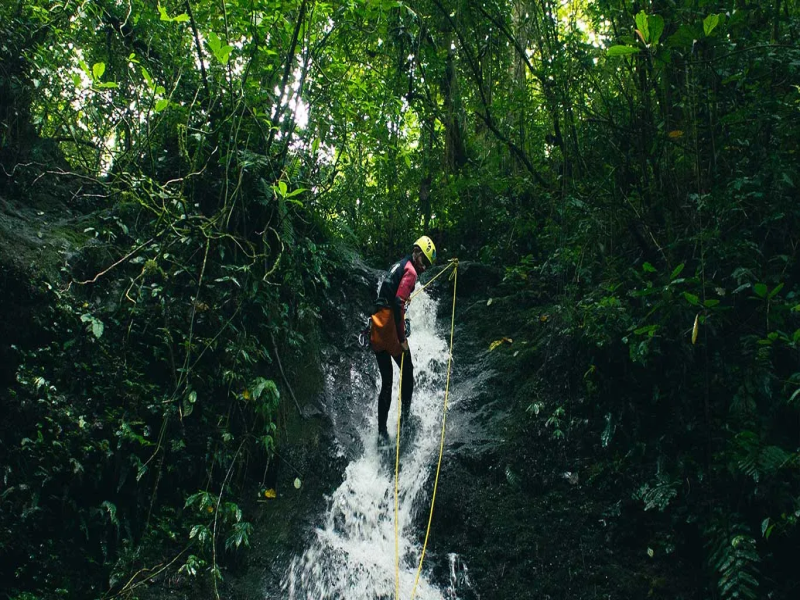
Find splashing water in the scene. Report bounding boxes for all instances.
[283,286,461,600]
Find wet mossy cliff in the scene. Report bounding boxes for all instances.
[425,263,705,599]
[0,175,358,600]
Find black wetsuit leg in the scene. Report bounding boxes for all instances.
[376,350,414,434]
[376,351,393,435]
[394,351,413,424]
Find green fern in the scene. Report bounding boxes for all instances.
[634,477,678,512]
[707,520,761,600]
[733,431,794,482]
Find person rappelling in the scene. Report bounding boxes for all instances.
[369,235,437,445]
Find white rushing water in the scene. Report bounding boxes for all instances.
[282,286,458,600]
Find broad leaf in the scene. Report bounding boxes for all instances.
[607,45,641,57]
[704,13,720,37]
[667,24,701,48]
[207,32,222,54]
[635,11,650,44]
[92,62,105,80]
[648,14,665,45]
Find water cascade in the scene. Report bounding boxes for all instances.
[283,286,467,599]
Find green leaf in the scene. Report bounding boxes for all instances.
[634,324,658,336]
[285,187,306,198]
[704,13,720,37]
[704,299,720,308]
[642,262,657,273]
[684,292,700,305]
[753,283,768,298]
[607,45,641,57]
[173,13,190,23]
[635,11,649,44]
[81,314,104,338]
[667,24,701,48]
[207,31,222,54]
[183,390,196,417]
[155,98,170,112]
[788,388,800,406]
[278,181,287,196]
[670,263,685,279]
[214,45,234,65]
[768,282,784,299]
[141,66,154,89]
[648,14,665,45]
[158,5,170,21]
[92,62,105,80]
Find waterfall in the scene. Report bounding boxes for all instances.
[282,285,461,599]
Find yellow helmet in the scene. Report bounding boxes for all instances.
[413,235,436,265]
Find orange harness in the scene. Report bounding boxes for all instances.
[369,306,403,357]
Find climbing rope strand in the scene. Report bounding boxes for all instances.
[396,258,458,599]
[408,259,457,303]
[410,261,458,600]
[394,351,405,600]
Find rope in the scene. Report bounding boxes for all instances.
[394,351,404,600]
[410,260,457,599]
[409,258,458,302]
[392,258,459,599]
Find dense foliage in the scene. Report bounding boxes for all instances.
[1,0,799,598]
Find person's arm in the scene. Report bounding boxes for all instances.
[394,262,417,344]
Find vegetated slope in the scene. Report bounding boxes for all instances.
[428,261,798,599]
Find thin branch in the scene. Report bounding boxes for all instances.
[74,237,155,285]
[270,331,304,418]
[185,0,210,98]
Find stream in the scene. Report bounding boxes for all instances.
[282,284,474,599]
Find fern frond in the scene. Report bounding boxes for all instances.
[708,523,761,600]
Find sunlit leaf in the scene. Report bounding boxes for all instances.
[635,11,649,44]
[607,45,641,57]
[207,31,221,53]
[489,337,513,351]
[92,62,105,80]
[704,13,720,37]
[141,66,154,89]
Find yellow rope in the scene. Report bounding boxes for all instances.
[410,260,457,599]
[394,351,404,600]
[394,257,459,599]
[409,259,458,302]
